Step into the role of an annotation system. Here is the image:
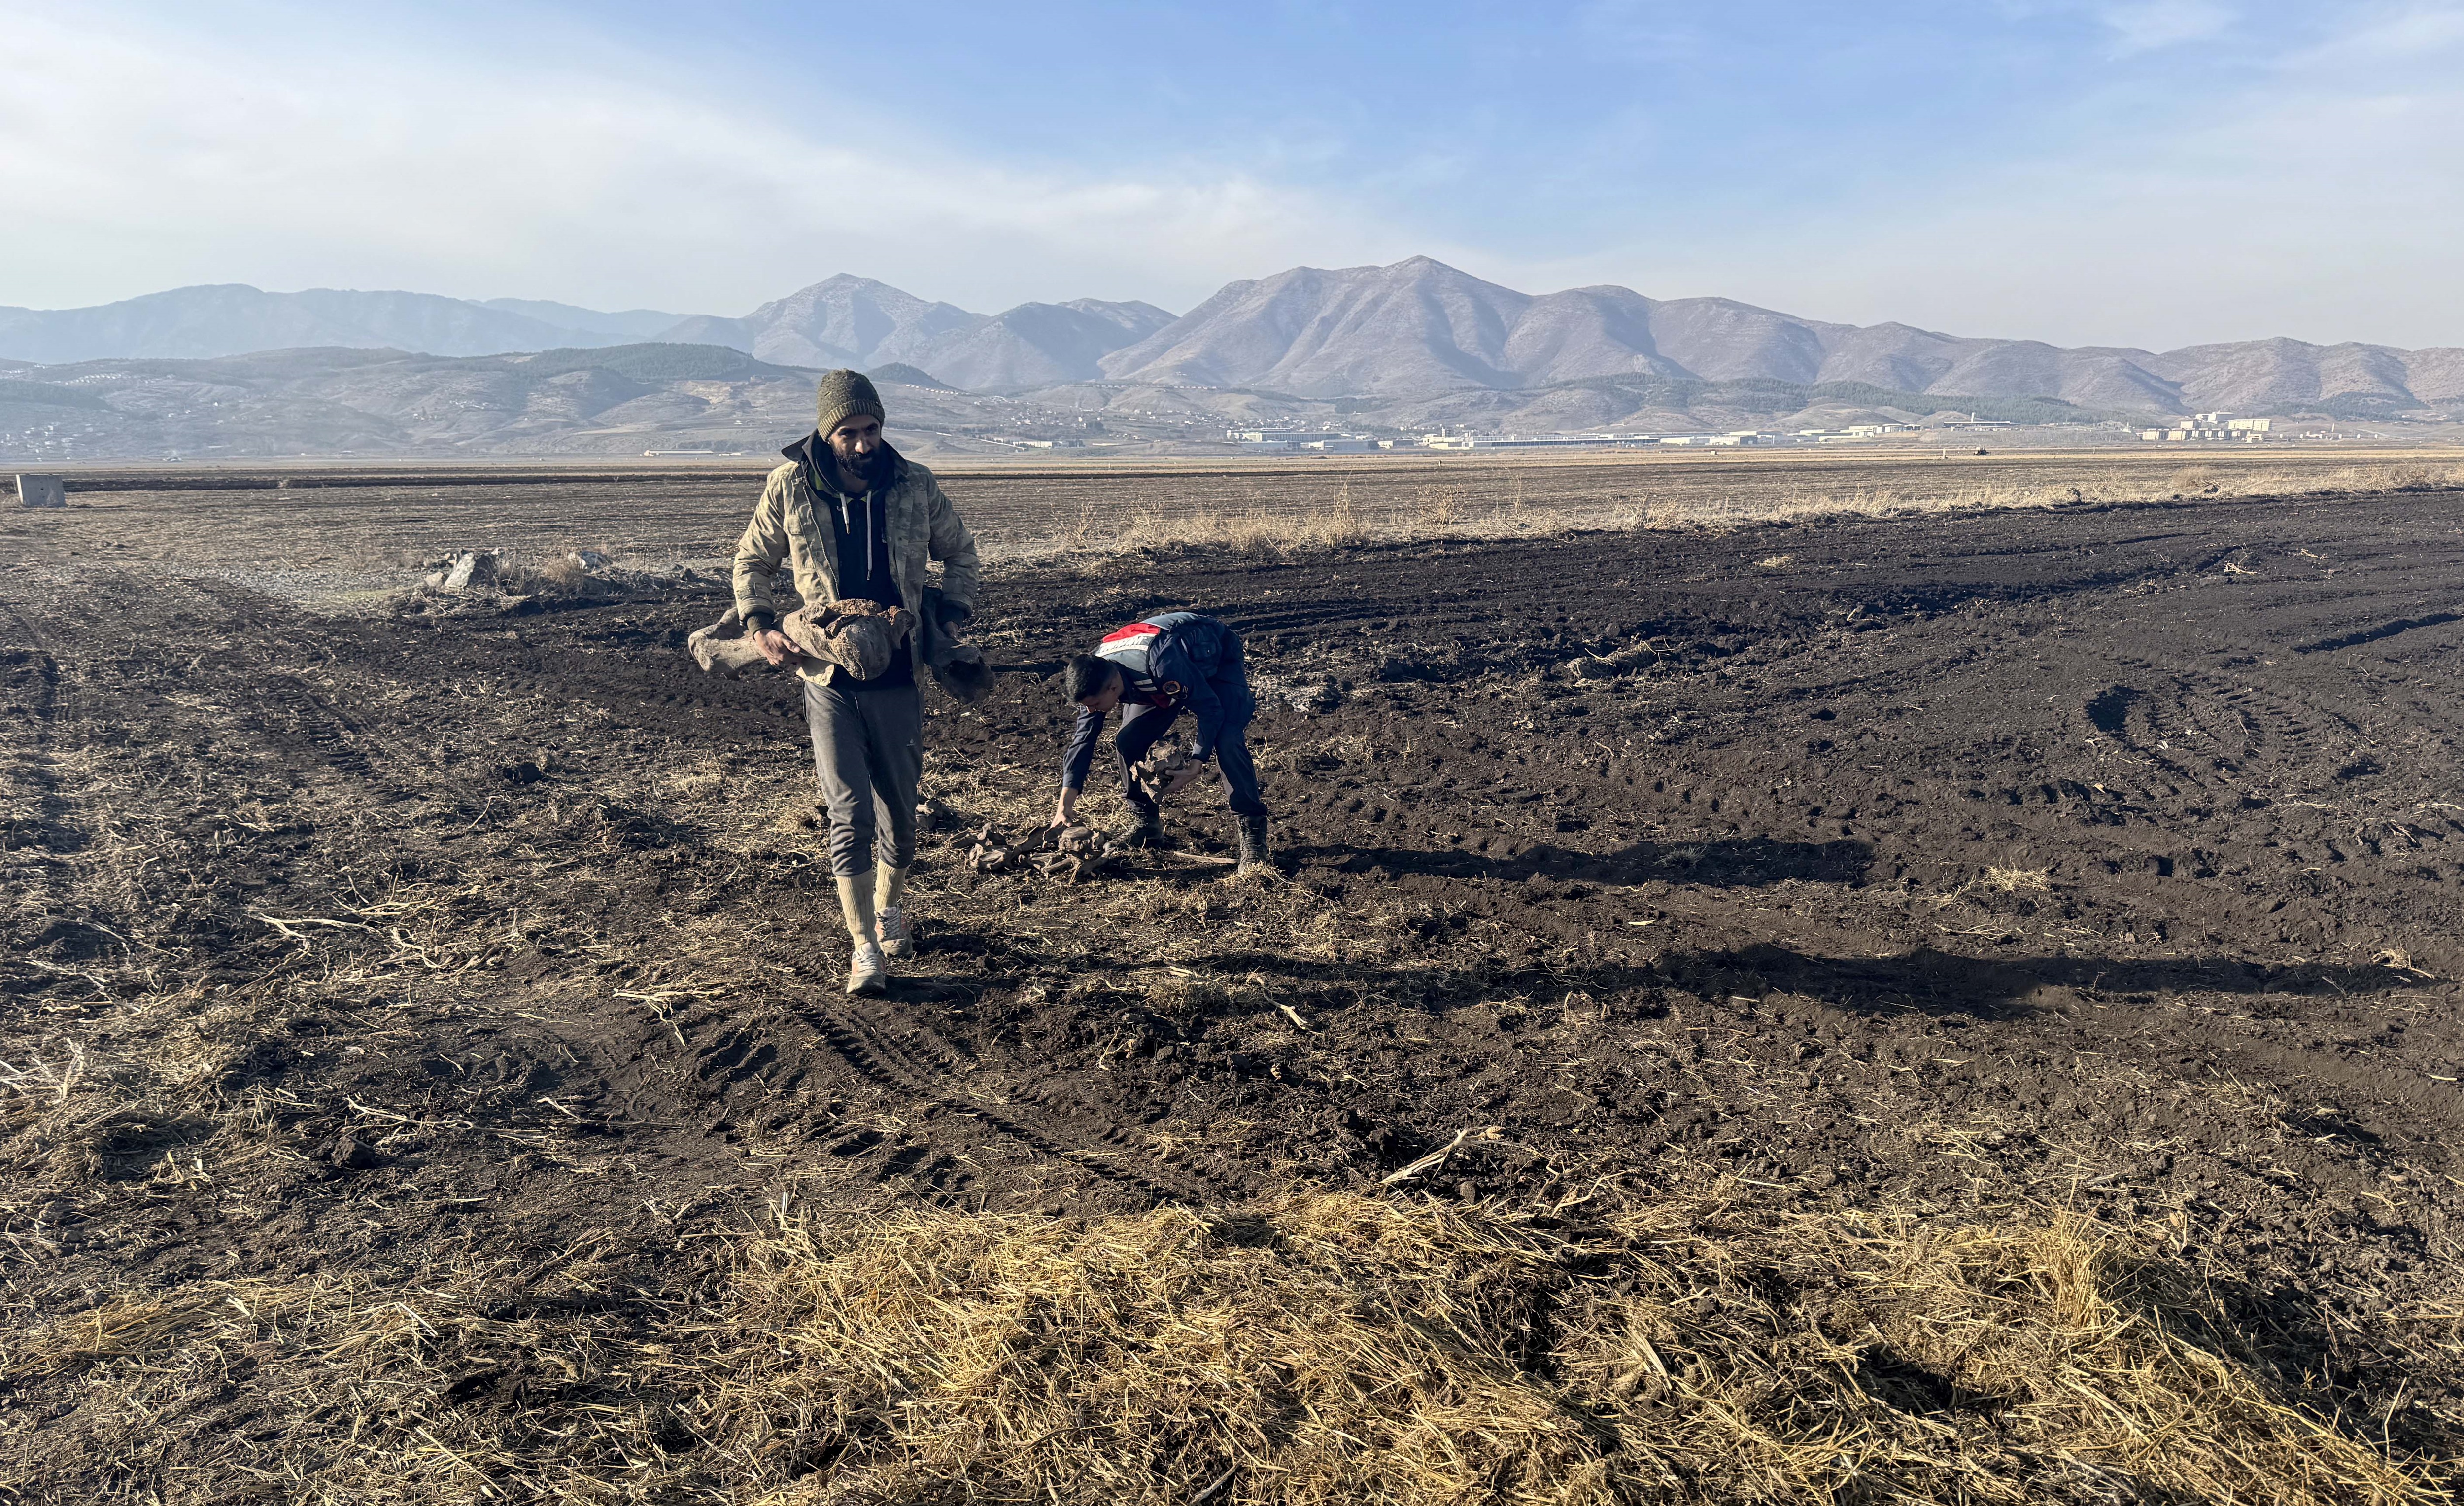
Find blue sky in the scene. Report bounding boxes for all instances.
[3,0,2461,348]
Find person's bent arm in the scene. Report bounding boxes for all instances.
[924,472,982,610]
[1055,705,1103,824]
[1177,661,1228,763]
[733,472,795,663]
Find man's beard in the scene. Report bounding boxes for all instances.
[838,445,894,487]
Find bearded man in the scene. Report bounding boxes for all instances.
[733,370,980,994]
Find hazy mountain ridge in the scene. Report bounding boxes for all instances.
[480,299,687,340]
[0,285,654,363]
[1095,257,2464,417]
[656,275,1177,390]
[0,279,1181,396]
[5,260,2458,419]
[0,344,832,459]
[0,342,2128,463]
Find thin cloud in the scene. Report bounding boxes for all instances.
[0,5,1432,315]
[2100,0,2236,53]
[1,0,2458,351]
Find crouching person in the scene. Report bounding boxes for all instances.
[1051,612,1271,874]
[736,370,979,994]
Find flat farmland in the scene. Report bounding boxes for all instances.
[4,454,2464,1502]
[12,446,2461,593]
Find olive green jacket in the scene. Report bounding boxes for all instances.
[730,443,981,680]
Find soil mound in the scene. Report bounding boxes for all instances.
[391,547,709,616]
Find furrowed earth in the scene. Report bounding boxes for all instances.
[4,458,2463,1502]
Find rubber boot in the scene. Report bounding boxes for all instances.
[1125,798,1165,849]
[875,864,912,958]
[1235,814,1270,876]
[836,875,887,994]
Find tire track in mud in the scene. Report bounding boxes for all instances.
[809,990,1242,1206]
[0,578,135,945]
[173,578,392,785]
[170,576,509,828]
[0,584,86,929]
[670,981,1243,1207]
[2087,669,2362,798]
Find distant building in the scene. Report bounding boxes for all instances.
[2147,415,2269,442]
[1434,433,1664,450]
[1227,429,1348,447]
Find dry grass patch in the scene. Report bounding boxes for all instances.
[13,1191,2451,1502]
[704,1192,2451,1505]
[979,454,2464,565]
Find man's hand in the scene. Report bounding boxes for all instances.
[1052,787,1081,828]
[1160,758,1211,799]
[752,628,799,666]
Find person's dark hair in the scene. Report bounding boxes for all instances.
[1064,655,1119,702]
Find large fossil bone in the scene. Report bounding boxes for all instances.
[688,597,992,703]
[688,600,914,681]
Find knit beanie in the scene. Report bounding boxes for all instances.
[815,369,887,437]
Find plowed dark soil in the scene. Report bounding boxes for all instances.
[6,483,2464,1492]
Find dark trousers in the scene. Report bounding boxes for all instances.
[1114,689,1268,821]
[804,678,922,877]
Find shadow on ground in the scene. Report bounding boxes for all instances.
[1660,943,2427,1020]
[1291,836,1875,887]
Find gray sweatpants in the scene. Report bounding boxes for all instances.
[803,678,922,879]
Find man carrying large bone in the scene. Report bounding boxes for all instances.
[733,369,979,995]
[1052,612,1271,876]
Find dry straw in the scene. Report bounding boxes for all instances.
[11,1188,2452,1502]
[696,1191,2449,1505]
[1006,458,2464,567]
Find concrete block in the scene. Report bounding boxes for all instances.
[14,474,66,508]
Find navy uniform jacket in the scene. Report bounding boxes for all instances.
[1061,612,1250,789]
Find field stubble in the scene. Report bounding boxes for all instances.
[4,455,2464,1501]
[11,447,2463,594]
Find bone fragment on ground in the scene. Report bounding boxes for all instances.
[431,550,499,590]
[1130,746,1195,801]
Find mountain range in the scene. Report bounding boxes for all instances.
[1085,258,2462,419]
[3,259,2460,419]
[0,285,685,364]
[660,278,1177,389]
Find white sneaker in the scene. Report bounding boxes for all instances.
[878,905,913,958]
[846,940,889,995]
